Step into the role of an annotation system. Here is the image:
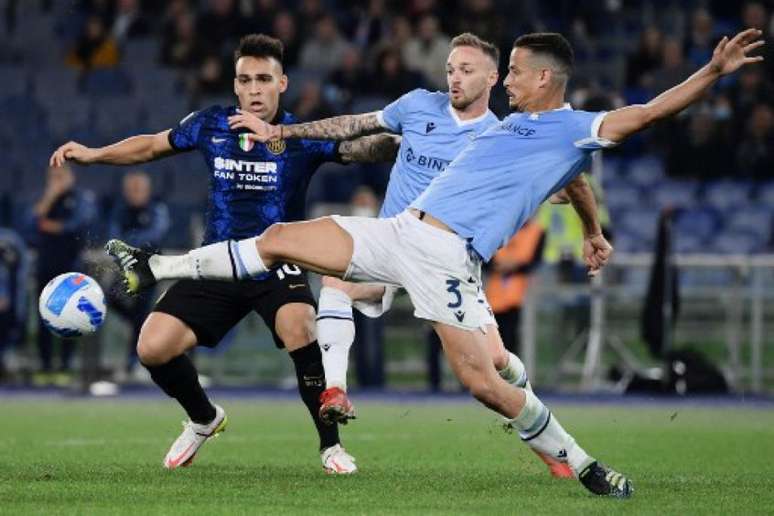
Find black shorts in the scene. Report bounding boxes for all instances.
[153,264,316,348]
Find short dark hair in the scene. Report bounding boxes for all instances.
[513,32,574,78]
[450,32,500,67]
[234,34,284,67]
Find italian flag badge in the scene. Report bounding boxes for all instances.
[238,133,254,152]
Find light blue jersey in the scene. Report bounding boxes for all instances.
[412,104,615,261]
[377,89,498,218]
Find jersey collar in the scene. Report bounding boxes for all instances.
[447,103,493,127]
[527,103,572,119]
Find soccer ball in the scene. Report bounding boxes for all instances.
[38,272,106,338]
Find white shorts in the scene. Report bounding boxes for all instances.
[331,212,494,331]
[353,285,399,318]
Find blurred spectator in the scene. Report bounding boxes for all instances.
[350,0,389,49]
[27,165,96,384]
[666,109,732,179]
[387,15,414,50]
[484,220,545,354]
[737,103,774,181]
[329,47,369,109]
[299,14,352,76]
[292,80,334,121]
[271,11,301,68]
[0,229,29,381]
[189,54,231,100]
[107,171,170,377]
[402,15,450,90]
[241,0,279,35]
[650,38,696,96]
[296,0,326,37]
[625,26,664,90]
[453,0,505,52]
[686,7,717,67]
[724,67,774,140]
[741,2,774,77]
[196,0,245,53]
[111,0,152,44]
[348,186,385,388]
[65,15,120,71]
[160,10,203,68]
[369,46,426,99]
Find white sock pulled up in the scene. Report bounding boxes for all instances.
[149,237,268,281]
[317,286,355,391]
[505,389,593,474]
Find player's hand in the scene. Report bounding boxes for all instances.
[227,109,281,142]
[709,28,764,76]
[583,233,613,278]
[548,189,571,204]
[49,141,97,167]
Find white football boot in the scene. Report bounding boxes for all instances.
[163,404,228,469]
[321,444,357,474]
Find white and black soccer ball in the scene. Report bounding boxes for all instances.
[38,272,106,338]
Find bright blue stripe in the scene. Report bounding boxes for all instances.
[317,309,353,318]
[45,274,88,316]
[230,241,248,279]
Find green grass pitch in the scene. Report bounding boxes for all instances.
[1,397,773,515]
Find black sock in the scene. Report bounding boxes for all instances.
[144,354,216,424]
[289,342,340,451]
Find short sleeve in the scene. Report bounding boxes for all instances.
[377,88,425,133]
[571,111,619,151]
[168,110,207,151]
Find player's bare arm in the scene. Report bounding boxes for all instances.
[228,110,385,143]
[339,134,401,164]
[564,174,612,276]
[599,28,764,143]
[49,130,176,167]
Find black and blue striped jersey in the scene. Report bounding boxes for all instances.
[168,105,339,246]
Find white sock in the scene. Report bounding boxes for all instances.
[506,389,593,474]
[498,352,531,391]
[317,286,355,391]
[152,238,268,281]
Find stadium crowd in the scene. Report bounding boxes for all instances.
[0,0,772,382]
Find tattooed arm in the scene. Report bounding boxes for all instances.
[228,111,387,143]
[339,133,401,164]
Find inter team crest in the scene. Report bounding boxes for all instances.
[265,138,287,155]
[238,133,255,152]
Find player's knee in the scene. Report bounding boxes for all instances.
[258,222,287,261]
[137,329,186,366]
[276,305,316,349]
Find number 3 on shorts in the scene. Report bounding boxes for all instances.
[445,279,462,308]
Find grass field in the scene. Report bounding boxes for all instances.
[1,395,773,515]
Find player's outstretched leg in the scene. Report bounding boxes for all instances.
[436,322,632,498]
[494,350,573,479]
[105,239,157,294]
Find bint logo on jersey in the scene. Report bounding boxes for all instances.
[238,133,254,152]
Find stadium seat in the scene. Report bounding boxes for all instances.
[701,180,752,210]
[673,207,720,241]
[351,96,392,114]
[0,66,29,98]
[617,207,659,243]
[93,97,145,141]
[709,231,765,254]
[81,68,134,97]
[602,179,646,211]
[122,38,160,66]
[624,155,665,189]
[651,180,699,209]
[754,182,774,205]
[725,205,773,243]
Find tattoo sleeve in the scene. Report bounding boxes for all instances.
[565,174,602,236]
[282,112,385,140]
[339,133,401,164]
